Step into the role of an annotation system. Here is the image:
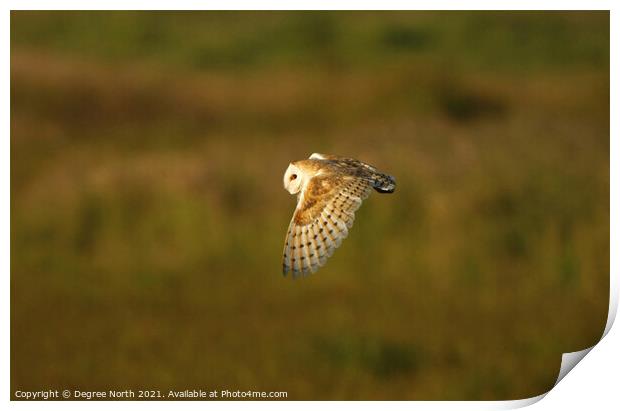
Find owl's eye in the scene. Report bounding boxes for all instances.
[290,174,298,181]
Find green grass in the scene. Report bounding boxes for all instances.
[11,11,609,72]
[11,11,609,400]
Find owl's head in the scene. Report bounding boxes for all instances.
[283,163,304,195]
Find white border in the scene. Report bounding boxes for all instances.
[4,2,617,410]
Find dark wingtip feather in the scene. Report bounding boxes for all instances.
[373,174,396,193]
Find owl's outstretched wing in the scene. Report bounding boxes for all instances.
[282,173,372,276]
[309,153,396,193]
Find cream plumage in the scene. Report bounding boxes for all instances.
[282,153,396,277]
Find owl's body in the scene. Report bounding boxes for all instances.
[282,153,395,276]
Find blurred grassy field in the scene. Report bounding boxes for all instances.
[10,11,609,400]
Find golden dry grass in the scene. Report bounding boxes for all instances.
[11,11,609,400]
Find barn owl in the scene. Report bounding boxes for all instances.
[282,153,396,276]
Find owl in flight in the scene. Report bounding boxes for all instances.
[282,153,396,277]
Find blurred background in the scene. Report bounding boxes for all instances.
[11,11,609,400]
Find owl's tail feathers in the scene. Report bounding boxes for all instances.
[371,173,396,193]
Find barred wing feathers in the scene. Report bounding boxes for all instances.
[282,174,371,276]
